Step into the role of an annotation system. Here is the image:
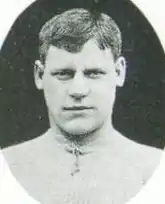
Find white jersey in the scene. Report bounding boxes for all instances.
[0,150,40,204]
[1,129,163,204]
[1,149,165,204]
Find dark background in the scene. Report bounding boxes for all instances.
[0,0,165,149]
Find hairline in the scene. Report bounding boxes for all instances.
[43,38,119,65]
[38,9,122,64]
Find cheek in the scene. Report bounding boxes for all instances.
[42,78,66,106]
[92,80,116,98]
[91,82,116,109]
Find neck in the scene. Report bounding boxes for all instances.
[49,117,117,153]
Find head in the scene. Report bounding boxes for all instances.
[34,8,126,138]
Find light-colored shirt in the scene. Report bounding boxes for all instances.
[0,149,40,204]
[1,148,165,204]
[2,129,162,204]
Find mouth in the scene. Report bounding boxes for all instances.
[63,106,93,111]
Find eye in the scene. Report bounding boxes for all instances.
[84,69,106,79]
[51,69,75,80]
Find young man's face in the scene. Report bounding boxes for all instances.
[35,39,126,136]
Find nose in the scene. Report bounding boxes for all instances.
[68,72,90,99]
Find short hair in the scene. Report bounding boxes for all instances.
[39,8,122,64]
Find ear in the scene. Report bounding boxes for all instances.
[115,56,127,87]
[34,60,44,90]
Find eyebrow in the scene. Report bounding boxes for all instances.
[50,67,76,72]
[83,67,106,72]
[50,67,106,73]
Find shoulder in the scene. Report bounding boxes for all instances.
[2,129,50,167]
[126,136,162,167]
[133,141,162,180]
[115,130,162,158]
[115,131,163,181]
[0,149,40,204]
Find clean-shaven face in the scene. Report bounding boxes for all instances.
[36,39,125,136]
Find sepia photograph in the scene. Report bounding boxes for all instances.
[0,0,165,203]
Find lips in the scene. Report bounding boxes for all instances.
[63,106,93,111]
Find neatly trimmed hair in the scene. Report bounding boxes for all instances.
[39,8,122,63]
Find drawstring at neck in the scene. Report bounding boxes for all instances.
[71,145,80,176]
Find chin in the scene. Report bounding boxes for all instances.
[59,119,98,136]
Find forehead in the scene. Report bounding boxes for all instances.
[45,40,115,68]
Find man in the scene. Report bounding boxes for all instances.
[3,8,162,204]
